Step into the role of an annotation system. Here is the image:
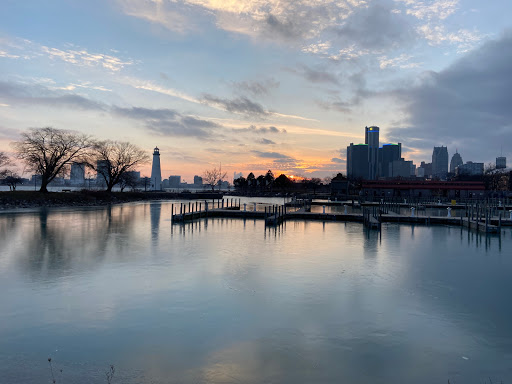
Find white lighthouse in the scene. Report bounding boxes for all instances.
[150,147,162,191]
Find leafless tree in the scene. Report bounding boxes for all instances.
[89,140,150,192]
[12,127,92,192]
[0,151,11,178]
[203,167,227,191]
[118,172,139,192]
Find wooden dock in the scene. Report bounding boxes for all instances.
[171,200,512,234]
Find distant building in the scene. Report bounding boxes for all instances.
[194,175,203,186]
[347,143,369,180]
[416,167,425,178]
[389,159,415,178]
[419,162,432,178]
[457,161,484,176]
[150,147,162,191]
[169,175,181,188]
[365,126,380,180]
[96,160,110,187]
[432,146,448,179]
[496,156,507,169]
[379,143,401,178]
[70,162,85,185]
[450,151,463,174]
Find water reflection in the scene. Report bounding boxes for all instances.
[0,203,511,384]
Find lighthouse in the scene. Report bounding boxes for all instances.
[150,147,162,191]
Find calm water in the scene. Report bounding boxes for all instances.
[1,200,511,384]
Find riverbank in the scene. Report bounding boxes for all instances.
[0,190,223,210]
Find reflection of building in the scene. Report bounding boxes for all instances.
[70,162,85,185]
[150,147,162,191]
[457,161,484,176]
[347,143,369,180]
[432,146,448,179]
[169,175,181,188]
[450,151,463,173]
[194,175,203,186]
[496,156,507,169]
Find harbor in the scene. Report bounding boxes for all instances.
[171,198,512,234]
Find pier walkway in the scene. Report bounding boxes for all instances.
[171,201,508,234]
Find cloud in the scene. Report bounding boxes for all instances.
[0,37,134,72]
[387,32,512,162]
[230,78,280,97]
[292,65,340,85]
[233,125,286,134]
[0,81,107,111]
[379,54,422,69]
[251,151,292,159]
[112,106,179,120]
[201,94,268,117]
[333,2,417,52]
[0,80,221,140]
[258,138,276,145]
[113,106,221,139]
[117,0,366,43]
[331,157,345,163]
[148,117,220,138]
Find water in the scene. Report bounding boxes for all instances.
[1,201,511,383]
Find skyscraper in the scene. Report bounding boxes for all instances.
[365,126,379,180]
[70,162,85,185]
[150,147,162,191]
[379,143,401,178]
[450,151,463,173]
[346,143,369,180]
[432,146,448,179]
[496,156,506,169]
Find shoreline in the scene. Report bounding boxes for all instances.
[0,190,225,212]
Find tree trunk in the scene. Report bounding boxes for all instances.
[39,180,49,193]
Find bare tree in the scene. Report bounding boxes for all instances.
[118,172,139,192]
[0,151,12,178]
[2,171,22,191]
[89,140,150,192]
[12,127,92,193]
[203,167,227,191]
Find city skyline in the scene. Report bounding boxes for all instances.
[1,1,511,181]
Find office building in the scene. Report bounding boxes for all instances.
[432,146,448,179]
[169,175,181,188]
[347,143,369,180]
[70,162,85,185]
[96,160,110,187]
[456,161,484,176]
[365,126,379,180]
[419,162,432,178]
[450,151,463,174]
[389,159,415,178]
[194,175,203,186]
[379,143,401,178]
[150,147,162,191]
[496,156,506,169]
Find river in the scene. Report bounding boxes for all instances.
[0,200,511,383]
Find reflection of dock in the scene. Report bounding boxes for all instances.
[171,201,507,234]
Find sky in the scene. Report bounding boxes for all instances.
[1,0,511,182]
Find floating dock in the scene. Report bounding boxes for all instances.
[171,202,507,234]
